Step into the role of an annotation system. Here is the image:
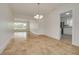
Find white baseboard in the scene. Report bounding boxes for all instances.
[44,34,60,40]
[72,41,79,47]
[0,36,13,54]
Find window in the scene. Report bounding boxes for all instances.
[14,22,27,30]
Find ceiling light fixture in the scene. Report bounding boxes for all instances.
[34,3,44,22]
[66,12,70,15]
[34,14,43,19]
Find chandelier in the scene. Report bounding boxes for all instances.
[34,3,44,21]
[34,14,43,19]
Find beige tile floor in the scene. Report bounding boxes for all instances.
[2,33,79,55]
[60,34,72,45]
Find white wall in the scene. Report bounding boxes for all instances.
[0,4,14,53]
[72,5,79,46]
[30,22,45,35]
[44,4,74,40]
[44,4,79,46]
[44,12,61,40]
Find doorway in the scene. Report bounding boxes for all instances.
[60,10,72,44]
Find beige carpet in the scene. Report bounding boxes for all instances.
[2,34,79,55]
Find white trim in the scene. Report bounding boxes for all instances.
[72,41,79,47]
[44,34,60,40]
[0,36,13,54]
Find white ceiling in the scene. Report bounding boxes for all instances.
[10,3,61,17]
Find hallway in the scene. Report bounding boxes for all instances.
[2,33,79,55]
